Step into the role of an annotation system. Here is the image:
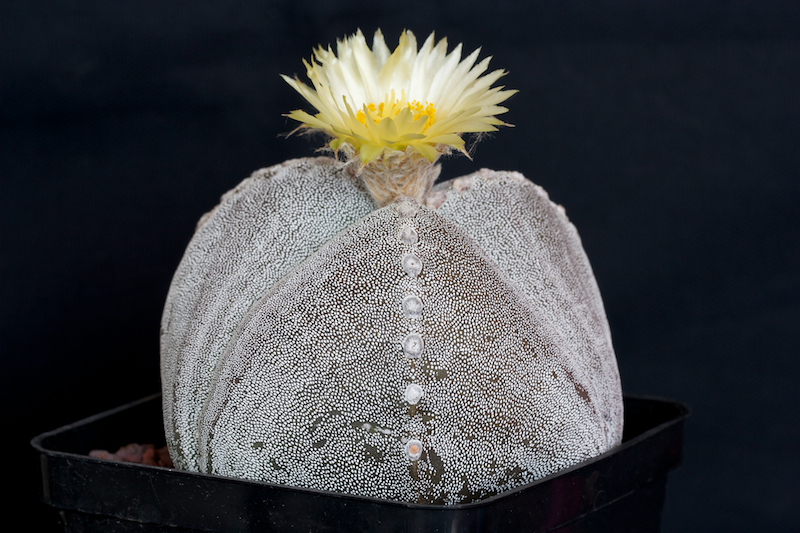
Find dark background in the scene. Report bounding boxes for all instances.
[3,1,798,530]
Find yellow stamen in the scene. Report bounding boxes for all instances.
[356,99,436,130]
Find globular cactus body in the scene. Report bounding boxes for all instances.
[160,157,623,505]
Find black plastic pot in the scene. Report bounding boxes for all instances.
[33,394,688,533]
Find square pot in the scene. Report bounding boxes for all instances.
[32,394,688,532]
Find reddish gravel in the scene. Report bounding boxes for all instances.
[89,443,174,468]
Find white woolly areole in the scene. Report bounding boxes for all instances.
[161,157,623,505]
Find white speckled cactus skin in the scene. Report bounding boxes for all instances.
[160,157,623,504]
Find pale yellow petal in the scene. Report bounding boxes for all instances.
[359,143,385,163]
[409,142,439,162]
[376,116,399,143]
[421,133,464,146]
[426,42,463,105]
[435,47,482,112]
[372,29,390,66]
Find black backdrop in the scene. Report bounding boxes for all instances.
[3,1,799,531]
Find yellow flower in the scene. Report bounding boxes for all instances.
[282,29,515,165]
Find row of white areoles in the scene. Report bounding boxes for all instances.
[396,201,425,462]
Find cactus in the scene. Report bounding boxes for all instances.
[160,30,622,505]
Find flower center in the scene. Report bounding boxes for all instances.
[356,100,436,130]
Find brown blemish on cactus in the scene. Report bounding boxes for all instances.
[504,465,526,483]
[565,369,591,404]
[363,442,382,461]
[426,446,444,486]
[409,460,420,482]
